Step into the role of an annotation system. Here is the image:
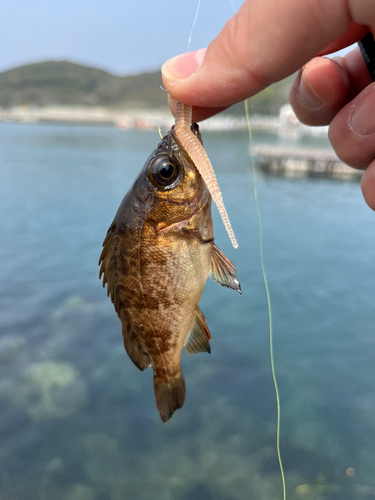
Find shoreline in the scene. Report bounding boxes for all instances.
[0,105,327,135]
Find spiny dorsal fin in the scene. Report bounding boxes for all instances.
[209,244,241,294]
[99,223,123,315]
[185,308,211,355]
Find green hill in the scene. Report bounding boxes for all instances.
[0,60,166,109]
[0,60,294,115]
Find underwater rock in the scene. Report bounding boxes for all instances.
[48,297,97,352]
[62,296,86,308]
[108,404,286,500]
[45,457,65,475]
[109,443,283,500]
[39,457,66,500]
[289,420,341,458]
[357,448,375,485]
[9,361,88,420]
[79,432,121,484]
[0,377,18,402]
[0,335,27,365]
[295,481,340,499]
[0,336,28,403]
[44,295,117,363]
[51,295,112,327]
[70,400,316,500]
[295,484,311,495]
[63,484,96,500]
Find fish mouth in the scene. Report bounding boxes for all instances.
[181,192,211,219]
[155,196,211,240]
[159,188,210,206]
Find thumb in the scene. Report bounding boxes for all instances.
[161,0,369,109]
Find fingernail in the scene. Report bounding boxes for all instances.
[162,48,207,83]
[298,68,324,110]
[350,84,375,136]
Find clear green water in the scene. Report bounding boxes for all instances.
[1,123,375,500]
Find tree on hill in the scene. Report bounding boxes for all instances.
[0,60,294,115]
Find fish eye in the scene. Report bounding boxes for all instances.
[149,155,181,189]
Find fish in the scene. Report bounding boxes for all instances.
[99,123,241,422]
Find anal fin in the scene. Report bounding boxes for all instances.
[209,244,241,294]
[122,323,151,371]
[185,308,211,355]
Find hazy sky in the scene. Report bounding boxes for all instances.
[1,0,237,74]
[1,0,353,75]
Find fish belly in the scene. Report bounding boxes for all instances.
[123,226,211,422]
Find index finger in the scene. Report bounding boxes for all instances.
[162,0,374,113]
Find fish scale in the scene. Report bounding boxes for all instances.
[100,124,241,422]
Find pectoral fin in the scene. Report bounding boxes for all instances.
[209,244,241,294]
[185,308,211,355]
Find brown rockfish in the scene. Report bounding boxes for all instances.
[99,124,240,422]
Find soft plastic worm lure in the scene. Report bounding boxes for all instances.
[174,102,238,249]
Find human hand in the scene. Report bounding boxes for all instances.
[161,0,375,210]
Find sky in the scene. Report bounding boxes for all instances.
[1,0,353,76]
[0,0,236,74]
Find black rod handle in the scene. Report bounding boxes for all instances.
[358,32,375,82]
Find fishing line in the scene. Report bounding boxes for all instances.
[244,99,286,500]
[229,0,237,14]
[158,0,201,137]
[184,3,286,496]
[226,2,286,496]
[186,0,202,52]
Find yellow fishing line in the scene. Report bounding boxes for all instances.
[183,1,285,495]
[158,125,163,140]
[244,99,286,500]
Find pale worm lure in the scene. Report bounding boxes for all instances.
[174,102,238,249]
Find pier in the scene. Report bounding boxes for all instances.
[251,144,362,180]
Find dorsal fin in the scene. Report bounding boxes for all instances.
[99,223,124,315]
[209,244,241,294]
[185,308,211,355]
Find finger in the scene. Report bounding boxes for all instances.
[289,57,351,126]
[318,23,369,55]
[162,0,374,109]
[289,48,371,126]
[361,160,375,210]
[328,83,375,170]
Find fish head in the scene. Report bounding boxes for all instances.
[132,123,211,227]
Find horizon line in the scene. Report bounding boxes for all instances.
[0,57,162,78]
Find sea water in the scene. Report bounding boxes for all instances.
[0,122,374,500]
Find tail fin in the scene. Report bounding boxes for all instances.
[153,372,186,423]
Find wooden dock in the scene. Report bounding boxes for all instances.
[251,144,362,180]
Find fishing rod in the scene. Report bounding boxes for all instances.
[358,32,375,82]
